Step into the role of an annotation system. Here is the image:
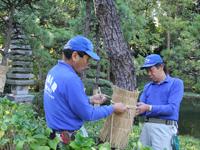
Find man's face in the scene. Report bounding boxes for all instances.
[146,65,163,83]
[74,53,90,74]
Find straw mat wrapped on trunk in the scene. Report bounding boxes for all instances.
[99,85,139,149]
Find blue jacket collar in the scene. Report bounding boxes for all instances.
[58,60,77,74]
[151,74,170,85]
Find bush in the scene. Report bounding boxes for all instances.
[180,75,196,92]
[0,96,56,150]
[194,82,200,94]
[30,79,45,92]
[85,78,113,105]
[31,90,45,119]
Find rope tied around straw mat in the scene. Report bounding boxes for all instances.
[99,86,141,149]
[105,95,137,109]
[104,94,137,149]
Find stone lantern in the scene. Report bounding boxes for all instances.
[7,33,34,103]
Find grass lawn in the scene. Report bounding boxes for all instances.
[184,92,200,97]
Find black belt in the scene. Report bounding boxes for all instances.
[145,117,176,125]
[52,129,77,134]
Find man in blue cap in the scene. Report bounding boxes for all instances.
[43,35,127,147]
[135,54,184,150]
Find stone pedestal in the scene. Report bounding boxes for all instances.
[7,33,34,103]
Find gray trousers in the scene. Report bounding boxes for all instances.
[138,122,177,150]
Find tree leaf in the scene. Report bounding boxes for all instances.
[27,136,37,143]
[48,139,57,150]
[33,134,48,140]
[16,141,25,150]
[37,146,50,150]
[45,127,52,136]
[1,124,7,131]
[0,138,10,145]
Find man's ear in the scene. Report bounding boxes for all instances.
[160,64,164,71]
[71,51,78,61]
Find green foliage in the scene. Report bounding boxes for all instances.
[30,80,45,92]
[85,78,113,105]
[138,141,155,150]
[0,96,59,150]
[31,90,45,119]
[70,130,95,149]
[194,82,200,94]
[179,135,200,150]
[70,130,111,150]
[85,119,106,143]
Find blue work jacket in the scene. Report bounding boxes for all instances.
[43,60,114,130]
[139,74,184,121]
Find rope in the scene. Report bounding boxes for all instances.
[106,95,137,109]
[110,113,114,148]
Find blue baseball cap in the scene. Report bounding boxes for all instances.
[64,35,100,60]
[140,54,163,70]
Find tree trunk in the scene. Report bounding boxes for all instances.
[106,62,110,81]
[81,0,91,87]
[166,0,171,75]
[167,0,170,50]
[1,5,15,66]
[94,0,136,91]
[174,0,179,47]
[94,24,101,89]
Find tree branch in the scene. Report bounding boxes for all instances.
[15,0,29,7]
[0,16,9,25]
[0,50,5,56]
[2,0,9,5]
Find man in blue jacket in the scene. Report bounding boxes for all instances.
[43,35,127,146]
[135,54,184,150]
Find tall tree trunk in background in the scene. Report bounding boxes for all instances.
[174,0,178,45]
[1,5,14,66]
[165,0,171,75]
[94,0,137,91]
[167,0,170,50]
[81,0,91,87]
[94,24,101,89]
[106,62,110,81]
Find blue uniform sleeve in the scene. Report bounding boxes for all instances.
[65,76,114,121]
[138,85,149,116]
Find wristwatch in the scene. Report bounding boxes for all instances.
[148,105,152,113]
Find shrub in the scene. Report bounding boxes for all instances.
[0,96,58,150]
[85,78,113,105]
[31,90,45,119]
[180,75,196,92]
[30,80,45,92]
[194,82,200,94]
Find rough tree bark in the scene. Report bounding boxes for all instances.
[93,0,137,91]
[174,0,179,47]
[166,0,170,74]
[94,24,101,89]
[167,0,170,50]
[81,0,91,87]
